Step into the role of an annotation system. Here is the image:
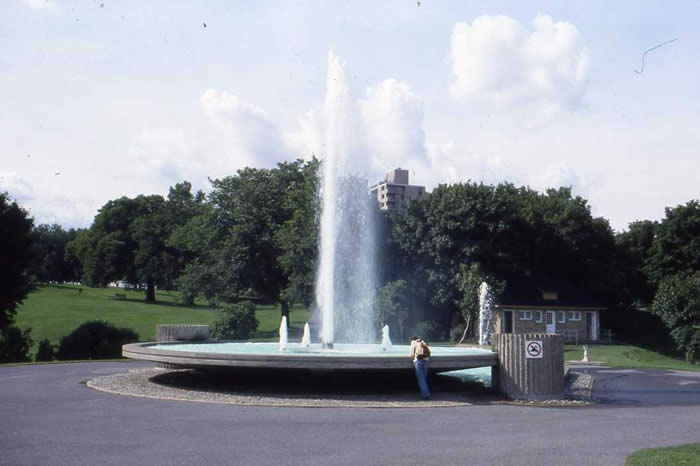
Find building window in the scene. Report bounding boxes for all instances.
[558,311,566,323]
[535,311,543,323]
[568,311,581,321]
[519,311,533,320]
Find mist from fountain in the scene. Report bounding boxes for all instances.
[316,51,378,346]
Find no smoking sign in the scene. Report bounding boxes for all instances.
[525,340,543,359]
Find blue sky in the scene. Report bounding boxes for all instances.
[1,0,698,230]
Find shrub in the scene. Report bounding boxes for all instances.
[0,326,33,363]
[35,338,56,362]
[413,320,443,342]
[56,321,139,360]
[211,301,259,340]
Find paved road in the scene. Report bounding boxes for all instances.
[1,362,700,466]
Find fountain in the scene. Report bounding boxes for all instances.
[381,325,392,351]
[122,51,498,376]
[479,282,493,346]
[301,322,311,348]
[279,317,288,351]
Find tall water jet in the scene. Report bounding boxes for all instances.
[478,282,494,346]
[315,51,378,346]
[279,316,288,351]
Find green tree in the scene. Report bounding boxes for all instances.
[0,192,35,330]
[615,220,657,306]
[67,182,203,302]
[31,224,74,282]
[455,263,504,343]
[647,200,700,285]
[650,273,700,362]
[275,158,320,308]
[390,182,619,330]
[378,280,411,341]
[172,159,319,319]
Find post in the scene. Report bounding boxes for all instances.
[491,333,565,400]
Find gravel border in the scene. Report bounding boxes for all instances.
[87,367,596,408]
[87,368,478,408]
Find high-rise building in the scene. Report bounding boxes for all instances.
[369,168,426,212]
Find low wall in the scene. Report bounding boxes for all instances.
[154,324,210,369]
[491,333,565,400]
[155,324,210,343]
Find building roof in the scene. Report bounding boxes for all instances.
[497,275,606,310]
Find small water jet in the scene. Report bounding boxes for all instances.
[279,317,288,351]
[301,322,311,348]
[479,282,494,346]
[381,325,392,351]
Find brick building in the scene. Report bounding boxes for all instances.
[492,277,605,344]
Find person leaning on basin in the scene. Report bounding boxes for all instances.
[409,336,431,400]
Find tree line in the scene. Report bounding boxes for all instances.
[2,160,699,362]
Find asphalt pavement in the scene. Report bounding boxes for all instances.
[2,361,700,466]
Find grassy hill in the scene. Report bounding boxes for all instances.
[14,284,310,355]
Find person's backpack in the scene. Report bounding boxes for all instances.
[416,340,431,358]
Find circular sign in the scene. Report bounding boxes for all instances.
[526,341,542,358]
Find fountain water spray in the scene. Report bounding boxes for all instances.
[315,51,377,347]
[301,322,311,348]
[381,325,392,351]
[479,282,494,346]
[279,316,288,351]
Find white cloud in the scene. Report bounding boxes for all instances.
[22,0,56,10]
[423,141,509,189]
[450,14,589,111]
[0,172,34,201]
[199,89,291,169]
[360,79,428,175]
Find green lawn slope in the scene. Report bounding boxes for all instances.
[14,285,309,355]
[565,344,700,372]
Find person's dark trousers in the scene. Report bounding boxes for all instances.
[413,358,430,399]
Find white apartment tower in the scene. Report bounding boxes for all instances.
[369,168,426,212]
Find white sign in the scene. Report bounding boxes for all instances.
[525,340,543,359]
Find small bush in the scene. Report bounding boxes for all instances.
[56,321,139,360]
[413,320,443,342]
[35,338,56,362]
[0,326,33,363]
[211,301,259,340]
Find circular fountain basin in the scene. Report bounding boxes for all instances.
[123,342,498,373]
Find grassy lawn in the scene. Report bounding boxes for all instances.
[14,284,309,356]
[625,443,700,465]
[565,344,700,372]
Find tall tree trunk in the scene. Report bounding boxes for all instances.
[458,315,471,344]
[280,299,290,325]
[145,279,156,302]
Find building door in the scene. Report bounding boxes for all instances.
[586,312,593,341]
[503,311,513,333]
[546,311,556,334]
